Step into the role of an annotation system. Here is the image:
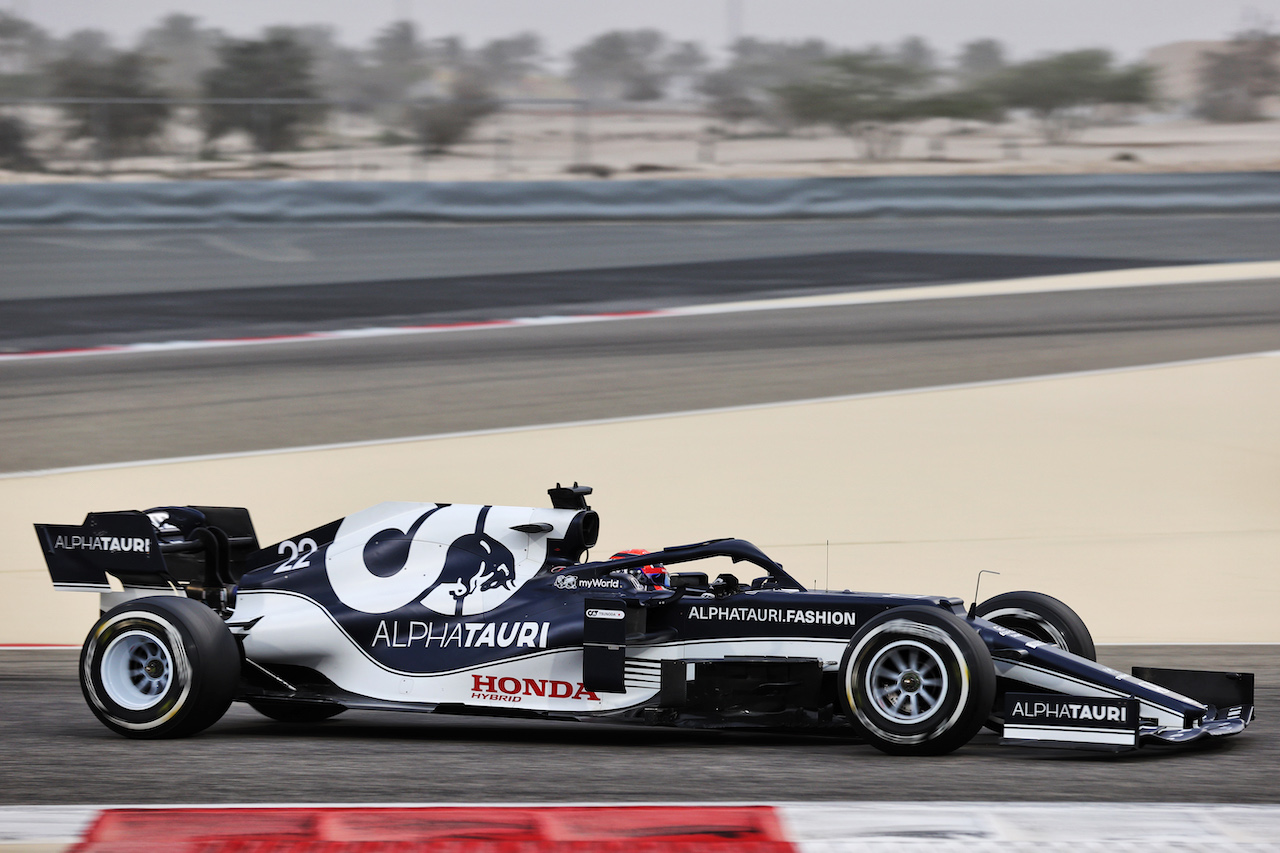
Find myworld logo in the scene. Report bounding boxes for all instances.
[554,575,623,591]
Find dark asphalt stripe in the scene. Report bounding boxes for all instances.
[0,250,1201,353]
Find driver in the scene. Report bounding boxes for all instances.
[609,548,670,589]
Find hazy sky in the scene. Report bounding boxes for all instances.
[9,0,1278,61]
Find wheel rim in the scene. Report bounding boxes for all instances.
[100,630,172,710]
[864,639,949,724]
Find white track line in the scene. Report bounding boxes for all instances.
[3,347,1277,481]
[3,260,1278,364]
[675,259,1280,316]
[779,802,1280,851]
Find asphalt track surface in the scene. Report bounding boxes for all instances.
[6,215,1280,301]
[2,646,1274,805]
[0,249,1203,352]
[2,277,1279,472]
[3,215,1280,472]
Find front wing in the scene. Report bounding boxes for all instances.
[974,619,1255,750]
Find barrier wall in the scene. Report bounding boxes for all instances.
[4,172,1280,226]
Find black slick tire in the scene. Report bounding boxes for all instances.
[839,605,996,756]
[974,591,1095,660]
[80,596,240,739]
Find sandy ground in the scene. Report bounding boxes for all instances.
[2,349,1276,646]
[5,111,1280,183]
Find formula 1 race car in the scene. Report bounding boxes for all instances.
[35,485,1255,754]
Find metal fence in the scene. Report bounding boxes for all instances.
[0,96,1050,183]
[0,96,730,182]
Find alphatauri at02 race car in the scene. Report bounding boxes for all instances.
[36,485,1254,755]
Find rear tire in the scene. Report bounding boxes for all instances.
[248,699,345,723]
[839,606,995,755]
[80,596,239,739]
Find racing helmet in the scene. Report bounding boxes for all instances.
[609,548,669,588]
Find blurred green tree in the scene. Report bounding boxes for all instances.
[896,36,937,74]
[698,37,832,130]
[362,20,432,102]
[986,49,1153,142]
[0,115,42,170]
[201,33,323,151]
[569,29,678,100]
[0,10,54,95]
[1197,27,1280,122]
[474,32,543,92]
[415,70,498,153]
[776,50,1002,158]
[261,25,365,105]
[662,40,709,99]
[955,39,1007,86]
[699,70,764,127]
[53,29,114,65]
[135,14,222,98]
[49,50,172,154]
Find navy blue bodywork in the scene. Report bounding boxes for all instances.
[236,534,954,676]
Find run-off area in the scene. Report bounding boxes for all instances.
[2,350,1277,646]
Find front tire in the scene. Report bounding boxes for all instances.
[973,591,1095,732]
[974,591,1095,659]
[80,596,240,739]
[839,606,996,755]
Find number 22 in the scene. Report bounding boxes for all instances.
[274,538,318,573]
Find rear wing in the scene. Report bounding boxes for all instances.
[34,507,259,606]
[34,512,164,592]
